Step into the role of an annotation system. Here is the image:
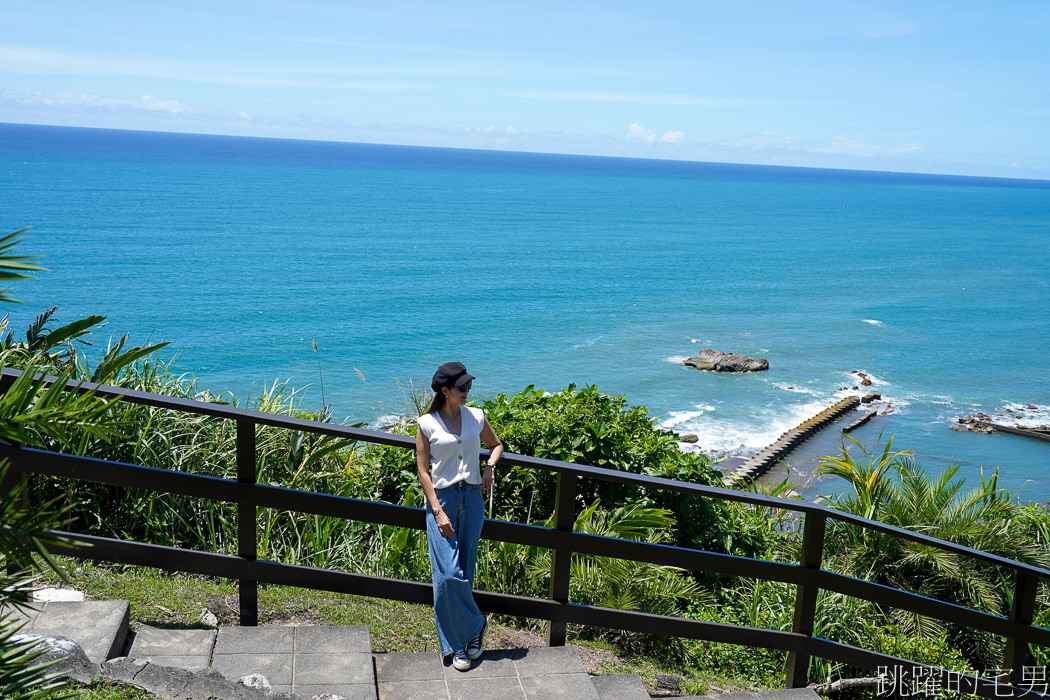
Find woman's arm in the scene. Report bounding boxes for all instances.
[479,417,503,496]
[416,426,454,537]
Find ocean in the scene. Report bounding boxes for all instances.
[2,122,1048,501]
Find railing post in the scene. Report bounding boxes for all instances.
[1003,570,1037,689]
[237,418,258,626]
[546,471,577,647]
[2,462,28,580]
[785,511,826,688]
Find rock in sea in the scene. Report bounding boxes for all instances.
[683,348,769,373]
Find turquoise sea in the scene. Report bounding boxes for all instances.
[2,123,1048,501]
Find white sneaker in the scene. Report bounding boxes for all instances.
[466,619,487,660]
[452,650,471,671]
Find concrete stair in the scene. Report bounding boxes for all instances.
[2,599,129,664]
[3,599,820,699]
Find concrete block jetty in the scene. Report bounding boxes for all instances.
[842,409,877,434]
[723,396,861,487]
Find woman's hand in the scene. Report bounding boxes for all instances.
[434,508,455,538]
[482,465,494,496]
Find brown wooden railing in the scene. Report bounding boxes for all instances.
[1,367,1047,698]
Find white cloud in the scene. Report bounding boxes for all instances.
[0,43,492,87]
[628,123,656,144]
[722,132,925,159]
[629,124,683,145]
[2,89,201,115]
[284,37,481,55]
[239,111,251,119]
[508,90,742,106]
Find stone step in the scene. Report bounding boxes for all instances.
[2,599,129,664]
[9,600,821,699]
[375,645,604,700]
[127,621,376,699]
[592,673,650,700]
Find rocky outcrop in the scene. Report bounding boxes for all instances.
[12,634,95,685]
[684,349,768,373]
[955,414,1050,442]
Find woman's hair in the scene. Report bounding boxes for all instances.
[427,389,446,414]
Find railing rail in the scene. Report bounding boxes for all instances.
[1,367,1047,698]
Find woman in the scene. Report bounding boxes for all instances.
[415,361,503,671]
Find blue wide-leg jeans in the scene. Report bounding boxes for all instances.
[426,481,486,657]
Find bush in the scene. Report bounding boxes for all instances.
[481,384,726,550]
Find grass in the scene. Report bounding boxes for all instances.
[37,558,774,697]
[41,679,153,699]
[40,559,440,653]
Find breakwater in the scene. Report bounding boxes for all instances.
[723,396,862,487]
[842,410,877,434]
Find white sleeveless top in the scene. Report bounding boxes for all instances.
[417,406,485,489]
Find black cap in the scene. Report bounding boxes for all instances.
[431,362,475,392]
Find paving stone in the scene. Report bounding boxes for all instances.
[31,587,85,602]
[295,624,371,654]
[215,624,295,654]
[446,674,526,699]
[377,679,449,700]
[133,654,212,672]
[0,602,43,626]
[130,623,216,657]
[591,673,650,700]
[295,651,373,685]
[27,600,130,663]
[374,651,445,682]
[520,672,601,700]
[443,649,518,679]
[512,646,586,677]
[296,683,378,700]
[212,653,293,685]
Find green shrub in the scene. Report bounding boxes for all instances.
[481,384,726,551]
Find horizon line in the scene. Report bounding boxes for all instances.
[4,120,1049,185]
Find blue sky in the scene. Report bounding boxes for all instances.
[2,0,1048,178]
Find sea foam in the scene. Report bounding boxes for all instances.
[660,398,837,457]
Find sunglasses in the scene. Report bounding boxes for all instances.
[456,380,472,393]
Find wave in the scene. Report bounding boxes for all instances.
[862,319,883,326]
[772,383,823,396]
[665,355,691,364]
[571,336,604,350]
[995,402,1050,427]
[662,405,718,428]
[659,398,840,458]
